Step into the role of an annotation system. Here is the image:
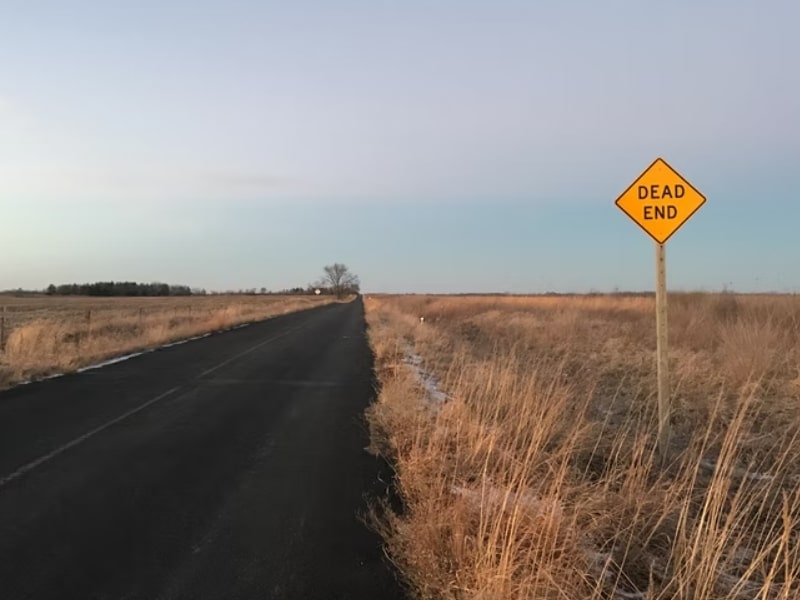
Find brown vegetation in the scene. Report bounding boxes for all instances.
[0,295,337,389]
[365,293,800,599]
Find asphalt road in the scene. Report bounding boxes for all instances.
[0,299,405,600]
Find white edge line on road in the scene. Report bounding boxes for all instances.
[0,386,181,491]
[76,350,149,373]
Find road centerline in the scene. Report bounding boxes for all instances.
[195,324,307,380]
[0,386,181,491]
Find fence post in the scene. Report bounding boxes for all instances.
[86,309,93,346]
[0,306,6,350]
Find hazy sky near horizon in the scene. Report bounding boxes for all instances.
[2,1,798,293]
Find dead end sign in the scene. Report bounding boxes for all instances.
[615,158,706,244]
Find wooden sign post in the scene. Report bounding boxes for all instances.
[655,243,670,455]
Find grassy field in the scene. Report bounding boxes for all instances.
[365,293,800,599]
[0,294,338,389]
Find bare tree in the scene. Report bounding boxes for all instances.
[320,263,360,299]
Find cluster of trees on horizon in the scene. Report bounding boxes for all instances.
[45,282,196,297]
[38,282,320,297]
[1,264,364,299]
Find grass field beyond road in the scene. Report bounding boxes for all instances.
[0,295,338,389]
[365,293,800,599]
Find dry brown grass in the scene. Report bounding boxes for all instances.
[0,295,338,388]
[364,293,800,599]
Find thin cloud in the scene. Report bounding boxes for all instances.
[200,172,295,191]
[1,166,299,205]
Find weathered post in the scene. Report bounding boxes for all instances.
[0,306,6,350]
[655,243,670,461]
[86,309,93,346]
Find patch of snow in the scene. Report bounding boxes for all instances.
[700,459,776,482]
[404,351,449,404]
[715,568,776,598]
[161,332,212,349]
[451,484,558,518]
[587,550,614,579]
[745,471,775,482]
[17,372,67,386]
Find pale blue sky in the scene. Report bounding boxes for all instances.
[2,1,798,293]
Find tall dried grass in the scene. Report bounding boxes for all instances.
[0,295,337,388]
[365,293,800,599]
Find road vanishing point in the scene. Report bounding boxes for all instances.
[0,299,405,600]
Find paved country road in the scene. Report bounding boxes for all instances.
[0,299,405,600]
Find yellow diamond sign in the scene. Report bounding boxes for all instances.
[615,158,706,244]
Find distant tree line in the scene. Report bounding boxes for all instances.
[45,282,196,297]
[31,264,361,298]
[211,287,312,295]
[255,286,338,296]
